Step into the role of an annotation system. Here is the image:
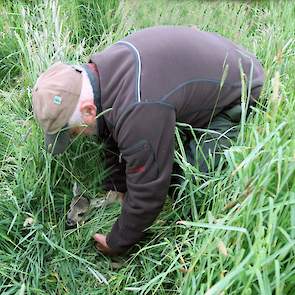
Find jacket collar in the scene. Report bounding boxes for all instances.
[82,63,109,139]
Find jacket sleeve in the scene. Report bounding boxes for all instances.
[102,137,127,193]
[106,103,176,253]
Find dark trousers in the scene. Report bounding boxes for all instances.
[170,104,243,196]
[189,104,242,171]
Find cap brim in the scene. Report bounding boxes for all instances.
[45,126,71,155]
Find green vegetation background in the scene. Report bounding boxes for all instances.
[0,0,294,294]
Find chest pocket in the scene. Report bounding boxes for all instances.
[120,140,159,184]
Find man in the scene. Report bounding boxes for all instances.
[32,26,264,256]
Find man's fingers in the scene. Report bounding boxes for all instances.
[93,233,104,242]
[93,233,109,251]
[92,233,118,256]
[95,242,103,251]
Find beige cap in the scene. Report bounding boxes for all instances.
[32,62,82,154]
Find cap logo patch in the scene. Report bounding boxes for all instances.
[53,95,62,105]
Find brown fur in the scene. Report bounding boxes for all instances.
[66,183,122,227]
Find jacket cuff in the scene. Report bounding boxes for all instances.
[106,232,130,255]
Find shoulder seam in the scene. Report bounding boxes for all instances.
[117,41,142,103]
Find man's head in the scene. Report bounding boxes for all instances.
[32,62,97,154]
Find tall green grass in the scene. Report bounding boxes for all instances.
[0,0,294,294]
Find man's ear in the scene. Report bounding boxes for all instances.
[80,100,97,125]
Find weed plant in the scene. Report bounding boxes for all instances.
[0,0,294,294]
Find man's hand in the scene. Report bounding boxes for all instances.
[93,233,117,256]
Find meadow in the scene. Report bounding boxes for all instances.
[0,0,294,294]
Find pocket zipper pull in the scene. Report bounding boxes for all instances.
[119,153,122,163]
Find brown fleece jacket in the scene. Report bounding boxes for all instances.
[89,26,264,253]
